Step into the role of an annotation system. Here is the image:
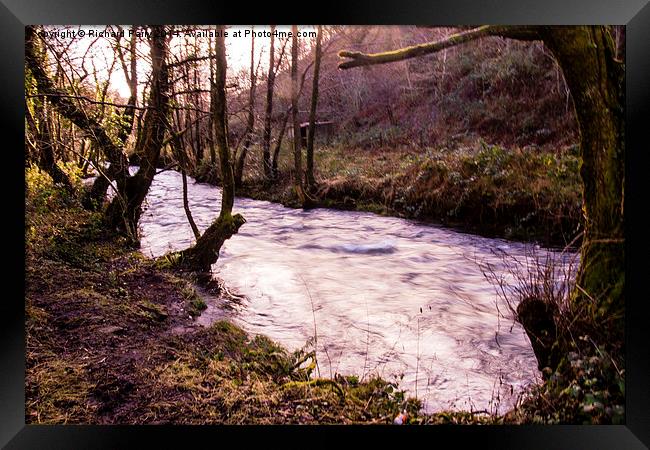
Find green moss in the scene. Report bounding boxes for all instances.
[137,300,168,321]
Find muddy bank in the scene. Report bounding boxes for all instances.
[24,198,455,424]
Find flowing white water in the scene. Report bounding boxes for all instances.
[139,170,573,414]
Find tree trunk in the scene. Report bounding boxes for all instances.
[539,27,625,337]
[262,26,276,179]
[305,25,323,190]
[104,25,170,241]
[175,26,245,273]
[25,97,74,193]
[182,168,201,241]
[291,26,305,203]
[208,36,217,167]
[193,57,204,166]
[234,29,257,188]
[271,48,314,180]
[272,106,291,179]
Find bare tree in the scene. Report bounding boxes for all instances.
[234,26,258,188]
[173,26,246,272]
[25,25,131,214]
[305,25,323,190]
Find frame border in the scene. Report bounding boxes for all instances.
[3,0,649,447]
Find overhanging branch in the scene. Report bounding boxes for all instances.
[338,25,541,70]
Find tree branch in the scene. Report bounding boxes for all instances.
[338,25,541,69]
[26,93,148,110]
[168,54,215,69]
[25,26,129,174]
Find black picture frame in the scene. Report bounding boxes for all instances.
[3,0,649,447]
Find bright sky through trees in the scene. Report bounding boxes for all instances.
[44,25,316,99]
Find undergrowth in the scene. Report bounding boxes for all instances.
[480,247,625,424]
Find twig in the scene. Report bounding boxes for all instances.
[361,296,370,382]
[297,273,321,378]
[415,315,420,399]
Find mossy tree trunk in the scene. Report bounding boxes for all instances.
[338,24,625,353]
[539,27,625,339]
[175,26,246,273]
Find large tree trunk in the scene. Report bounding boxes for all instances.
[305,25,323,190]
[539,27,625,337]
[175,26,245,273]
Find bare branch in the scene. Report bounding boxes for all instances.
[168,54,215,69]
[27,93,148,111]
[338,25,541,69]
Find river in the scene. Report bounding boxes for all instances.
[139,169,576,414]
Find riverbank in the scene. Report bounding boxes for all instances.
[25,165,622,425]
[197,140,582,249]
[25,166,497,424]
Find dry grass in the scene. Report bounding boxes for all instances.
[479,245,579,340]
[478,245,625,424]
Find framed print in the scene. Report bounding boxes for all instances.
[3,0,649,447]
